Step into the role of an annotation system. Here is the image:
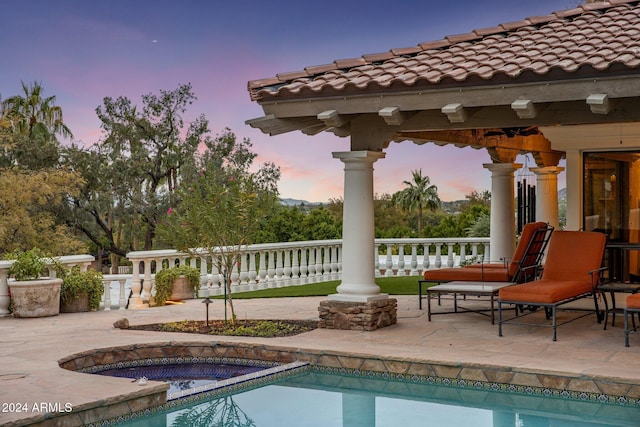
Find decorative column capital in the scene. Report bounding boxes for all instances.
[530,166,565,177]
[482,162,522,175]
[332,150,386,164]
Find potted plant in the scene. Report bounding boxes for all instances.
[7,248,62,318]
[153,265,200,306]
[59,267,104,313]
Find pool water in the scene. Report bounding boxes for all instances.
[116,370,640,426]
[97,363,265,395]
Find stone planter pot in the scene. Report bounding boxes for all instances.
[60,291,89,313]
[8,278,62,318]
[169,275,195,301]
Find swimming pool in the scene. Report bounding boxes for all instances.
[113,368,640,426]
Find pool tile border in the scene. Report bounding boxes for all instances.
[56,341,640,426]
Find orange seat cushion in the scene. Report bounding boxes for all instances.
[498,280,593,304]
[424,267,510,282]
[627,294,640,310]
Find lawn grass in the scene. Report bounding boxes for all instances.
[212,276,424,299]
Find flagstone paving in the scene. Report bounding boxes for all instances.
[2,295,640,426]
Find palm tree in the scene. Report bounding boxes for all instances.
[393,169,441,235]
[1,81,73,141]
[1,81,72,168]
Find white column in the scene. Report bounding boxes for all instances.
[565,149,583,231]
[330,150,387,302]
[530,166,564,229]
[483,163,522,263]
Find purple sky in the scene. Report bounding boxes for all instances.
[1,0,575,202]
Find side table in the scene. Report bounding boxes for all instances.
[598,282,640,329]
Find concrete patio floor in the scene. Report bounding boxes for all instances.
[2,294,640,426]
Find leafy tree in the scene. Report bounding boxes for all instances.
[62,83,206,259]
[466,212,490,237]
[157,130,280,323]
[392,169,441,236]
[301,207,341,240]
[0,169,86,255]
[255,204,307,243]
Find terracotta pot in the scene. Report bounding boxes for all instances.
[8,278,62,318]
[169,275,195,301]
[60,291,89,313]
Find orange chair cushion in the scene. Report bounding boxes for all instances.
[498,280,593,304]
[424,266,510,282]
[541,231,605,283]
[627,293,640,310]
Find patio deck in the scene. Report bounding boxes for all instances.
[2,295,640,426]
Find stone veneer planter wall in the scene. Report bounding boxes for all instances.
[52,341,640,426]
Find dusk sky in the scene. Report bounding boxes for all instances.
[1,0,577,202]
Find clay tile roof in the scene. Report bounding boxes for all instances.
[248,1,640,102]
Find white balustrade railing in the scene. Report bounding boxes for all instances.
[124,238,489,300]
[0,237,489,315]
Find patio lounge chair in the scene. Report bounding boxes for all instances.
[624,294,640,347]
[418,222,553,309]
[498,230,606,341]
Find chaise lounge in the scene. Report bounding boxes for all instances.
[498,230,606,341]
[418,222,553,309]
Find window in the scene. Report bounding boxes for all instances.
[584,151,640,281]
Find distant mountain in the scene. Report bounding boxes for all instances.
[279,198,324,207]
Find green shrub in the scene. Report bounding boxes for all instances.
[153,265,201,306]
[8,248,49,281]
[60,267,104,311]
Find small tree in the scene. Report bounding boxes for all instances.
[160,172,273,322]
[157,129,279,322]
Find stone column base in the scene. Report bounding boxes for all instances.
[318,298,397,331]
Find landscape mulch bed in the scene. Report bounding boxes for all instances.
[129,319,318,337]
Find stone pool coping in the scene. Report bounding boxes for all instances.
[48,340,640,426]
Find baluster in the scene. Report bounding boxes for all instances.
[410,244,419,276]
[239,253,249,292]
[447,243,455,267]
[308,248,316,283]
[118,278,127,309]
[423,243,431,271]
[230,260,240,292]
[248,251,258,289]
[471,243,479,259]
[397,244,406,276]
[435,244,443,269]
[103,279,111,311]
[458,243,467,267]
[322,247,331,282]
[258,251,267,289]
[210,261,222,295]
[330,245,339,280]
[283,249,292,286]
[374,244,381,277]
[315,247,323,279]
[198,256,209,297]
[385,245,394,277]
[275,250,284,287]
[267,251,276,288]
[291,248,300,285]
[299,248,308,284]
